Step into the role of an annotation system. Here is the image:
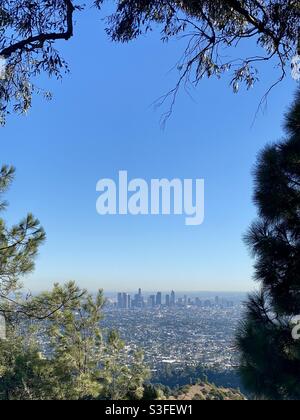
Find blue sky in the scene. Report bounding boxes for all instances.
[0,7,297,293]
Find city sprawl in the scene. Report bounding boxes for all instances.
[103,290,244,374]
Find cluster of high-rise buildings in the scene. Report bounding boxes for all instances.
[117,289,176,309]
[116,289,233,310]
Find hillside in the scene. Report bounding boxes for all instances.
[167,384,246,401]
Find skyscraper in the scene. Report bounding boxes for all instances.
[123,293,128,309]
[117,293,123,309]
[156,292,162,306]
[165,294,170,307]
[127,294,131,309]
[133,288,144,308]
[171,290,176,306]
[149,295,156,308]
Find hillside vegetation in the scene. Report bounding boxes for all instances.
[168,384,246,401]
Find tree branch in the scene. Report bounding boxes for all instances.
[0,0,75,58]
[225,0,280,47]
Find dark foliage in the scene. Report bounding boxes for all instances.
[237,90,300,400]
[0,1,299,123]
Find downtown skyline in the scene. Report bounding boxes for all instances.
[110,288,236,310]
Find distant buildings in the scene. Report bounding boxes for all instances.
[148,295,156,308]
[133,288,144,308]
[115,289,234,310]
[118,292,131,309]
[171,290,176,306]
[117,293,122,308]
[102,298,242,372]
[156,292,162,306]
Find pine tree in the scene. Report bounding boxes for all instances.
[0,285,150,400]
[0,170,150,400]
[0,165,45,298]
[236,90,300,400]
[101,330,150,400]
[0,166,84,322]
[0,164,47,321]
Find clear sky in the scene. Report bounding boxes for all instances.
[0,7,297,293]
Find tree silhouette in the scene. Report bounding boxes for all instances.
[237,90,300,400]
[0,165,84,322]
[0,1,299,123]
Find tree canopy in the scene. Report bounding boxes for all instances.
[236,90,300,400]
[0,167,150,400]
[0,286,150,400]
[0,1,299,124]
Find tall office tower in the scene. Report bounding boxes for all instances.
[135,288,143,308]
[149,295,156,308]
[184,295,187,306]
[215,296,220,306]
[123,293,128,309]
[165,294,170,307]
[171,290,176,306]
[127,294,131,309]
[117,293,123,309]
[156,292,162,306]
